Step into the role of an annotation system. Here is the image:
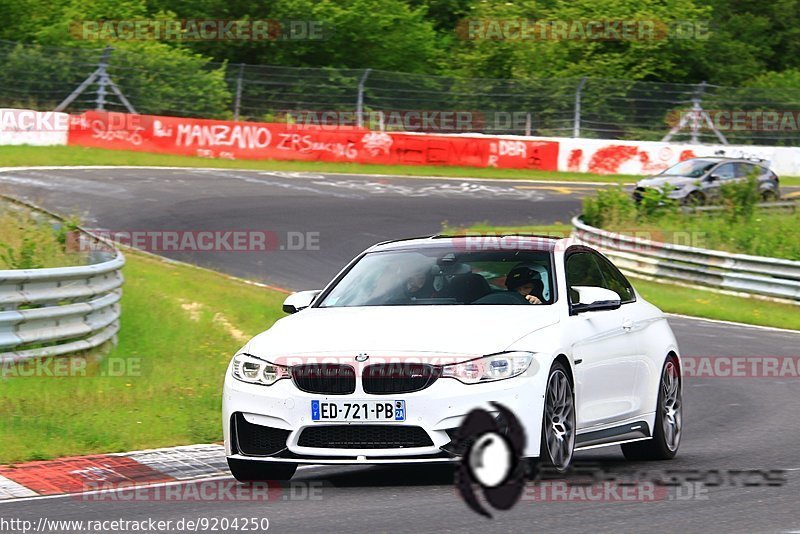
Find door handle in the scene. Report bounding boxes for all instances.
[622,319,634,332]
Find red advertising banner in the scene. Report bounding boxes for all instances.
[67,111,559,170]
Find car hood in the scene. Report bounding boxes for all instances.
[242,306,560,360]
[637,175,698,188]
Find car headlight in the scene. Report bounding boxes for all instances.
[231,354,290,386]
[440,352,534,384]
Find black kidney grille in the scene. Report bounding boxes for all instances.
[362,363,440,394]
[292,363,356,394]
[298,425,433,449]
[234,413,291,456]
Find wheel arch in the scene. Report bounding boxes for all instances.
[553,353,574,388]
[666,350,681,381]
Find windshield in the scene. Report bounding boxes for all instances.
[661,159,717,177]
[317,248,555,307]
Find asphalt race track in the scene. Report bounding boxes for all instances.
[0,167,603,289]
[1,167,799,533]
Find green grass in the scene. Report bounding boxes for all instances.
[581,182,800,260]
[605,211,800,261]
[0,145,637,183]
[452,222,800,331]
[630,277,800,330]
[0,203,83,269]
[0,251,288,464]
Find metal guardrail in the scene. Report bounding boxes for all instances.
[681,200,797,214]
[0,203,124,363]
[571,216,800,304]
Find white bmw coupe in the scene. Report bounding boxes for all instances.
[223,235,682,481]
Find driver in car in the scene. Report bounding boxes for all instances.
[506,265,544,304]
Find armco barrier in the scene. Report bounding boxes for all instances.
[64,110,800,177]
[0,202,124,363]
[571,216,800,303]
[554,137,800,177]
[67,111,560,170]
[0,109,69,146]
[4,106,799,176]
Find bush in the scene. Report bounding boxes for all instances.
[580,176,800,261]
[581,184,678,228]
[0,207,83,269]
[635,185,679,220]
[718,174,760,221]
[581,186,636,227]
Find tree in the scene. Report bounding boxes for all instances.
[145,0,445,72]
[448,0,715,82]
[25,0,232,117]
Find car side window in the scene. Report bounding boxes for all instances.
[565,252,605,304]
[593,254,636,304]
[735,163,759,178]
[712,163,736,180]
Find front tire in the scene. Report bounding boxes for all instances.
[539,362,576,472]
[621,356,682,461]
[227,458,297,482]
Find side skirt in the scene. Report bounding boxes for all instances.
[574,420,651,451]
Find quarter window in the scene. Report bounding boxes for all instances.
[593,254,636,303]
[735,163,760,178]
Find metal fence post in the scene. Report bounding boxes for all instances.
[356,69,372,128]
[689,81,706,144]
[55,45,136,114]
[573,77,587,138]
[95,46,111,111]
[233,63,244,121]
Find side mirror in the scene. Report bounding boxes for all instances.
[570,286,621,314]
[706,174,719,182]
[282,290,321,314]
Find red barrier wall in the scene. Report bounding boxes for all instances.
[67,111,559,171]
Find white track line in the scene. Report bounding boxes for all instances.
[666,313,800,335]
[0,165,623,186]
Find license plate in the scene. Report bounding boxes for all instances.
[311,400,406,422]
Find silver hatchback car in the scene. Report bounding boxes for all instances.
[633,157,781,205]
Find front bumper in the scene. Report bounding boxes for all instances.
[222,360,547,464]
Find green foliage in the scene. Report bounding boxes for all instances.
[581,177,800,261]
[146,0,444,72]
[449,0,713,81]
[718,174,761,221]
[4,0,800,87]
[0,208,83,269]
[4,0,800,126]
[636,185,679,220]
[581,186,637,227]
[5,0,233,117]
